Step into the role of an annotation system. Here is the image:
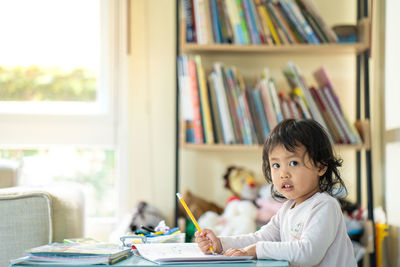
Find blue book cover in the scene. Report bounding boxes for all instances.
[183,0,196,43]
[235,0,251,44]
[242,0,261,44]
[278,0,310,43]
[252,89,270,140]
[287,1,319,44]
[210,0,223,43]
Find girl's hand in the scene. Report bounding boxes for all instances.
[223,244,256,258]
[194,229,222,254]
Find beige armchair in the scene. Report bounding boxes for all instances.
[0,159,20,188]
[0,184,85,267]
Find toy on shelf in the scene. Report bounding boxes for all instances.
[177,189,224,220]
[198,166,284,235]
[255,184,283,226]
[198,199,258,236]
[223,165,259,202]
[129,201,166,233]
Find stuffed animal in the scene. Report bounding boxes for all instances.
[198,199,258,236]
[178,189,223,220]
[223,165,259,202]
[255,184,283,225]
[129,201,166,232]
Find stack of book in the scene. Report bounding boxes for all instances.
[182,0,338,45]
[178,55,362,145]
[10,242,132,266]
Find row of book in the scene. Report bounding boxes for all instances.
[182,0,338,45]
[178,55,362,145]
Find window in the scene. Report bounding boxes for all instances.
[0,0,105,113]
[0,0,129,237]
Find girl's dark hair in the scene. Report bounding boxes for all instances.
[262,119,346,200]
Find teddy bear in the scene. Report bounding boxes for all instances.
[223,165,260,202]
[177,189,224,220]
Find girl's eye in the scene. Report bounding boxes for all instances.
[289,161,298,166]
[272,163,280,169]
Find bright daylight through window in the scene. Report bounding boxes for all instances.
[0,0,117,218]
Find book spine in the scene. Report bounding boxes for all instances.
[245,87,263,144]
[313,67,342,113]
[219,0,235,43]
[309,86,339,143]
[203,0,215,43]
[316,87,345,143]
[178,56,195,143]
[252,88,270,140]
[225,68,247,143]
[194,55,214,144]
[183,0,196,43]
[323,87,355,144]
[242,0,261,44]
[260,1,281,45]
[259,79,278,129]
[288,98,301,119]
[225,0,244,44]
[292,93,312,119]
[236,0,251,45]
[286,0,319,44]
[298,0,338,42]
[211,68,235,144]
[188,59,204,143]
[248,0,266,44]
[210,0,223,43]
[267,79,284,122]
[278,0,309,43]
[297,4,329,43]
[233,69,256,144]
[193,0,208,44]
[254,0,274,45]
[266,2,295,44]
[241,91,258,144]
[278,92,292,119]
[207,75,223,143]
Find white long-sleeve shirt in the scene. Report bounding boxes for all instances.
[219,192,356,267]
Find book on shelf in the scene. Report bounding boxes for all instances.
[179,55,363,146]
[296,0,338,42]
[212,64,236,144]
[10,242,132,266]
[182,0,339,46]
[134,243,253,265]
[195,55,215,144]
[182,0,197,43]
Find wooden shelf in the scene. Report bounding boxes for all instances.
[180,18,370,55]
[181,120,371,152]
[182,142,369,152]
[181,42,369,54]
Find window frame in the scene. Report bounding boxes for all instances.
[0,0,122,147]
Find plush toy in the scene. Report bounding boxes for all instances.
[255,184,283,225]
[129,201,166,232]
[198,199,258,236]
[178,189,223,220]
[223,165,259,202]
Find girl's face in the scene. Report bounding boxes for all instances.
[269,144,327,206]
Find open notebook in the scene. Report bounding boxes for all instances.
[134,243,253,265]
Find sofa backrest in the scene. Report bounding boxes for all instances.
[0,192,52,267]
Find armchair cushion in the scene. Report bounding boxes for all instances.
[0,184,84,267]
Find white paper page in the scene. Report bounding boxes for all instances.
[134,243,253,263]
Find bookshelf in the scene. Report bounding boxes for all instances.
[175,0,375,265]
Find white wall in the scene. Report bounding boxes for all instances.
[128,0,176,225]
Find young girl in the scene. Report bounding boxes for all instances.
[195,119,356,266]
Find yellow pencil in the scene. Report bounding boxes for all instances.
[176,193,214,254]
